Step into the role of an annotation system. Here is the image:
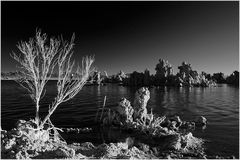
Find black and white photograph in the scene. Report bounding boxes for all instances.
[1,1,239,159]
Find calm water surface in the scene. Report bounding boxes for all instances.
[1,80,239,157]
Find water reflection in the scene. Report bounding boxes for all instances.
[152,86,197,118]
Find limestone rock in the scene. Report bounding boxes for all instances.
[177,62,216,87]
[137,143,150,153]
[226,70,239,86]
[133,87,150,120]
[180,132,204,153]
[124,71,144,86]
[116,70,127,82]
[55,146,75,158]
[155,59,173,78]
[195,116,207,126]
[93,71,102,85]
[116,98,134,122]
[170,116,183,128]
[161,134,182,150]
[155,59,174,85]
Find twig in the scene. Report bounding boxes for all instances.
[100,96,107,121]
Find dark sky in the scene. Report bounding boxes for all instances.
[2,1,239,75]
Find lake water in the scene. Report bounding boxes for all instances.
[1,80,239,157]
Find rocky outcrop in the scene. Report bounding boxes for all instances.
[155,59,173,78]
[177,62,216,87]
[105,70,128,83]
[116,70,127,82]
[92,71,102,85]
[1,126,157,159]
[212,72,226,83]
[115,98,134,122]
[69,138,157,159]
[122,69,156,86]
[133,87,150,120]
[123,71,144,86]
[118,58,219,87]
[155,59,174,85]
[98,87,208,158]
[195,116,207,126]
[226,70,239,86]
[1,119,69,159]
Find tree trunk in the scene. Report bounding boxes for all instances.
[39,101,59,128]
[36,100,40,127]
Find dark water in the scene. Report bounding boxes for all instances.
[1,80,239,157]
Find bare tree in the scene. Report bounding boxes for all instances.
[12,30,95,130]
[11,30,61,126]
